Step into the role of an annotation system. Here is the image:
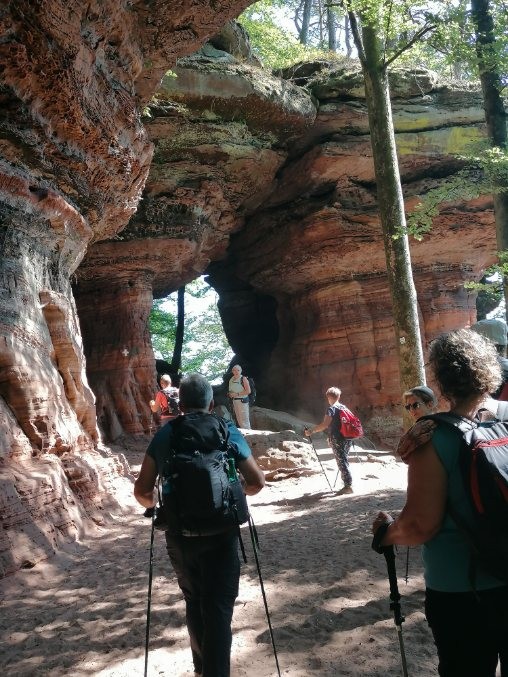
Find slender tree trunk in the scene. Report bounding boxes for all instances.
[327,7,337,51]
[358,21,426,393]
[471,0,508,319]
[317,0,324,46]
[171,285,185,374]
[299,0,312,44]
[344,15,353,56]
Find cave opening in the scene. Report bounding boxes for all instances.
[151,276,234,385]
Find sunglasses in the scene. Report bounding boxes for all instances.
[404,402,422,411]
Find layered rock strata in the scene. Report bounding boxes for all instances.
[0,2,254,576]
[74,53,316,440]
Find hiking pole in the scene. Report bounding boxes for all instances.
[372,525,409,677]
[247,513,282,677]
[144,509,156,677]
[304,428,334,493]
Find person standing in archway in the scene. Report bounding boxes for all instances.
[227,364,251,429]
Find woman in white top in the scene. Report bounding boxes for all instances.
[228,364,251,429]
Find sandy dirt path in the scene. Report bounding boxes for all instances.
[0,441,439,676]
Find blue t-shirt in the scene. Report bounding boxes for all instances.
[422,423,505,592]
[326,405,343,439]
[147,413,251,475]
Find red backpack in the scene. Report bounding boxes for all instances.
[337,405,363,439]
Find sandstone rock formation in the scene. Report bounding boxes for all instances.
[0,2,497,575]
[214,71,493,444]
[0,1,254,576]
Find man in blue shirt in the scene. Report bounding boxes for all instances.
[135,373,265,677]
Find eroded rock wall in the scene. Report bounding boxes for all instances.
[76,52,494,450]
[198,65,495,445]
[74,53,316,439]
[0,2,253,576]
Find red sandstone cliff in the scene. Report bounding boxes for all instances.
[0,1,253,576]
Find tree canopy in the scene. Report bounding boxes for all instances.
[240,0,508,81]
[149,278,234,383]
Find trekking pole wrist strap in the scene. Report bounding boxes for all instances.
[372,520,394,554]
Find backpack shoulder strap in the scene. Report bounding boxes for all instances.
[421,412,478,436]
[212,413,230,447]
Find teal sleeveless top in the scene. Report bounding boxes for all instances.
[422,423,505,591]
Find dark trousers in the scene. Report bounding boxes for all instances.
[165,529,240,677]
[329,436,353,486]
[425,586,508,677]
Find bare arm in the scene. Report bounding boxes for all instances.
[305,414,332,436]
[374,441,447,546]
[237,455,265,495]
[133,454,158,508]
[149,392,161,413]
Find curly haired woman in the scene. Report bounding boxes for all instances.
[373,329,508,677]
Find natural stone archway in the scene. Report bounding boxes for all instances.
[159,57,493,446]
[73,52,316,440]
[74,50,493,450]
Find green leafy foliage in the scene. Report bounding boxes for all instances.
[405,170,482,240]
[464,264,504,320]
[149,278,234,383]
[465,257,508,319]
[406,148,508,241]
[241,1,506,84]
[428,0,508,84]
[239,1,333,68]
[149,300,177,358]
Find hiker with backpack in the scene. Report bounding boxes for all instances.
[134,373,265,677]
[304,386,363,495]
[227,364,252,429]
[372,329,508,677]
[149,373,180,426]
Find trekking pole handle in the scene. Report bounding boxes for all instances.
[372,519,394,554]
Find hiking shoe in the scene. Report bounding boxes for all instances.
[337,486,353,495]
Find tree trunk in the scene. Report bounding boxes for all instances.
[299,0,312,45]
[171,285,185,373]
[327,7,337,51]
[471,0,508,319]
[358,21,426,393]
[344,15,353,56]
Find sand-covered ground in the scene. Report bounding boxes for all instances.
[0,439,441,676]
